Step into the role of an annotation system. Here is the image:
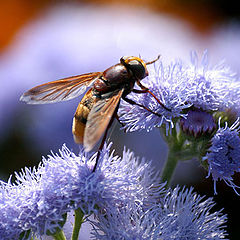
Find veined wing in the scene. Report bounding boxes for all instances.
[20,72,101,104]
[84,89,124,152]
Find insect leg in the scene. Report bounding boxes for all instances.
[115,114,127,133]
[122,97,163,117]
[92,123,111,172]
[115,114,126,128]
[136,80,171,111]
[132,89,148,93]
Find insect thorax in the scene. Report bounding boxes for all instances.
[94,63,134,93]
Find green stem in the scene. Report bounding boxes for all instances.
[161,145,179,187]
[177,150,198,161]
[52,230,67,240]
[71,208,84,240]
[161,144,199,186]
[160,118,212,186]
[160,124,183,187]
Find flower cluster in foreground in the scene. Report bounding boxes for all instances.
[0,144,228,239]
[0,143,164,239]
[92,187,227,240]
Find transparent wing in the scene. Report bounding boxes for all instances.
[84,89,124,152]
[20,72,101,104]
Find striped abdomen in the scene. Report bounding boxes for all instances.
[72,89,99,144]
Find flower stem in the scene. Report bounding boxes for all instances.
[52,230,67,240]
[71,208,84,240]
[161,145,180,187]
[160,123,183,186]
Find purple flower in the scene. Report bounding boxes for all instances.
[119,51,240,133]
[0,171,41,239]
[185,51,239,111]
[0,143,164,239]
[91,186,228,240]
[203,118,240,195]
[158,187,228,240]
[91,202,160,240]
[180,109,216,137]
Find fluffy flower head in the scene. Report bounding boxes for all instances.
[92,187,228,240]
[158,187,228,240]
[119,51,240,133]
[0,143,163,239]
[184,51,239,111]
[203,118,240,195]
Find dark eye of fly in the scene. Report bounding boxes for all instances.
[127,60,146,80]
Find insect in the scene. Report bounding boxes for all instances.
[20,56,169,170]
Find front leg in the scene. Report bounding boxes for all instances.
[136,80,148,91]
[115,113,126,128]
[132,88,148,94]
[136,80,171,111]
[122,96,162,117]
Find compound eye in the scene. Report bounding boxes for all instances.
[128,60,146,80]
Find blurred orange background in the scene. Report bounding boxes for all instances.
[0,0,231,51]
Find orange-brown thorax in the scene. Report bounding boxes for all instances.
[93,63,134,95]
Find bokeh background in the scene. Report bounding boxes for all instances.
[1,0,240,239]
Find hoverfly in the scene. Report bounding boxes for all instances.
[20,56,169,170]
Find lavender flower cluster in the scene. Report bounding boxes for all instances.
[0,144,227,239]
[119,51,240,131]
[0,143,158,239]
[120,51,240,194]
[92,187,227,240]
